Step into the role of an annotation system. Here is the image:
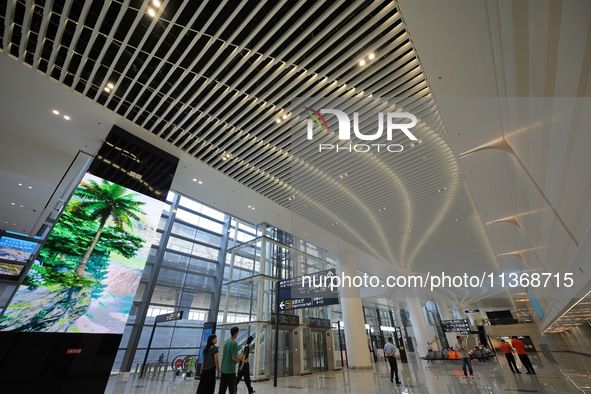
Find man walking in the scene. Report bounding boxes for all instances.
[511,336,536,374]
[384,337,401,384]
[218,327,244,394]
[499,339,520,373]
[455,336,474,378]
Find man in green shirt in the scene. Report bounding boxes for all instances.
[218,326,244,394]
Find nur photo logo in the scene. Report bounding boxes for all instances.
[303,107,418,153]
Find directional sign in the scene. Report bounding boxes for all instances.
[278,269,339,311]
[155,310,184,324]
[441,319,470,334]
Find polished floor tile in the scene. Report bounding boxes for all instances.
[106,352,591,393]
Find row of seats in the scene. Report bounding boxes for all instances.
[423,350,494,361]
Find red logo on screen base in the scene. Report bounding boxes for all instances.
[66,348,82,354]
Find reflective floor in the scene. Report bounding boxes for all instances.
[106,352,591,393]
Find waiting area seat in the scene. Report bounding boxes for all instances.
[422,349,495,363]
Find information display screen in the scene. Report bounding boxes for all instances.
[0,262,24,279]
[0,236,38,263]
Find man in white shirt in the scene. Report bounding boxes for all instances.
[455,336,474,378]
[384,337,401,384]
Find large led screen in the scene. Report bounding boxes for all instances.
[0,174,163,334]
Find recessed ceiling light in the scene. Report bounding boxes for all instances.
[104,87,111,93]
[11,202,15,205]
[147,7,156,17]
[18,183,22,186]
[107,83,114,89]
[28,186,32,189]
[276,119,281,123]
[193,178,197,182]
[52,110,60,115]
[359,60,366,66]
[63,115,71,120]
[198,181,203,184]
[152,0,161,7]
[282,115,287,119]
[368,53,375,60]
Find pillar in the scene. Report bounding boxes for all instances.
[337,253,372,368]
[406,297,430,358]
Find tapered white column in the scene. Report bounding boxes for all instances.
[406,297,430,358]
[337,253,372,368]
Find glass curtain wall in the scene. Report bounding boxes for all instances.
[109,190,405,375]
[115,191,231,372]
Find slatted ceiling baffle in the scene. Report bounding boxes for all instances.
[81,0,129,97]
[101,1,168,105]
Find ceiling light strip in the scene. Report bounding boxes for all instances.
[93,1,152,102]
[114,0,191,112]
[102,0,176,107]
[44,0,73,78]
[68,1,110,89]
[206,32,414,163]
[124,1,208,121]
[17,0,35,62]
[149,4,249,136]
[170,4,269,138]
[185,1,299,119]
[82,0,131,97]
[57,1,92,83]
[146,1,229,133]
[31,0,54,67]
[3,0,17,52]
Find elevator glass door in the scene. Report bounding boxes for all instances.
[272,329,293,377]
[311,331,327,371]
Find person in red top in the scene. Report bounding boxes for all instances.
[511,336,536,374]
[499,339,520,373]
